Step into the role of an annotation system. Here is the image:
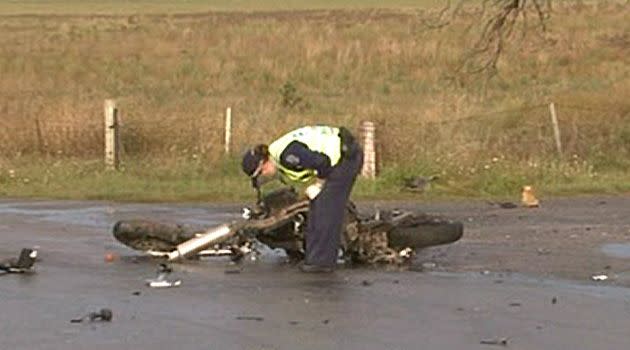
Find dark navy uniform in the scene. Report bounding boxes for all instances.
[268,126,364,267]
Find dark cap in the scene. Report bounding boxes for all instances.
[241,148,265,178]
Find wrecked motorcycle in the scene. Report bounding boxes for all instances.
[112,187,463,265]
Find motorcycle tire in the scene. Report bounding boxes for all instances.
[113,220,199,252]
[387,218,463,249]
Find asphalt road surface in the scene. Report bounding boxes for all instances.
[1,196,629,349]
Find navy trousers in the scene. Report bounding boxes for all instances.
[305,144,364,267]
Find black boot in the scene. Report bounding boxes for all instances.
[299,263,334,273]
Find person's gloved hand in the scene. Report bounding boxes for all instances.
[304,179,325,200]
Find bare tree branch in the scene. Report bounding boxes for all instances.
[437,0,553,81]
[416,0,466,30]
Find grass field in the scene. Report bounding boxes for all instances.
[0,1,628,202]
[0,0,443,14]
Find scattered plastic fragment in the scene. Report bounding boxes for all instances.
[146,264,182,288]
[591,274,608,281]
[147,279,182,288]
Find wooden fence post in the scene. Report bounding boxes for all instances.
[225,107,232,154]
[34,117,44,154]
[104,99,119,170]
[549,102,562,157]
[361,121,377,179]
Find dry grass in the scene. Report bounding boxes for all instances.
[0,1,628,173]
[0,0,443,15]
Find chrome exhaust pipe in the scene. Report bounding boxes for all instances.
[167,224,234,261]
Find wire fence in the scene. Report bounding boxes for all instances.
[377,102,629,165]
[0,98,628,167]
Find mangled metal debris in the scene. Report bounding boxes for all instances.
[0,248,38,275]
[112,187,463,267]
[71,308,113,323]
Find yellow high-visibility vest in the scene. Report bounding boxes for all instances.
[268,126,342,183]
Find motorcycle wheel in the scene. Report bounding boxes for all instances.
[112,220,199,252]
[387,218,463,249]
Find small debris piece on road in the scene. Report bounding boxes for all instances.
[552,297,557,305]
[592,274,609,281]
[146,263,182,288]
[521,185,540,208]
[0,248,38,274]
[236,316,264,321]
[486,201,518,209]
[71,308,113,323]
[104,252,117,263]
[480,337,509,346]
[421,262,437,270]
[361,280,372,286]
[148,279,182,288]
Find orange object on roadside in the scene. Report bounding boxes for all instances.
[104,252,117,263]
[521,185,540,208]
